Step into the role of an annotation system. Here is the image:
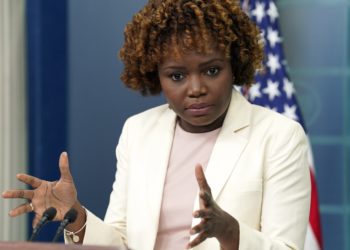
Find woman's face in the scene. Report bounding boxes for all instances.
[158,49,233,133]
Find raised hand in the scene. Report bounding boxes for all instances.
[187,164,239,250]
[2,152,78,228]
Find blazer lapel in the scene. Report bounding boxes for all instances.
[193,90,252,211]
[143,107,177,248]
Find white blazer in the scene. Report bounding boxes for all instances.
[76,89,311,250]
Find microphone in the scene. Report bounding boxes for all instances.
[52,208,78,242]
[28,207,57,241]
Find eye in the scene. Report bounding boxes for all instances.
[206,67,220,76]
[170,72,185,81]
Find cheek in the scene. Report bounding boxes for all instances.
[160,81,172,98]
[161,85,174,101]
[160,81,185,104]
[214,81,233,100]
[214,85,233,111]
[161,86,179,108]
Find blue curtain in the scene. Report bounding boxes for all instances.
[26,0,68,242]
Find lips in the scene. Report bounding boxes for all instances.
[187,103,210,109]
[186,103,212,116]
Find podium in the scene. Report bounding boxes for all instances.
[0,242,127,250]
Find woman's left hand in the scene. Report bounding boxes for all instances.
[187,164,239,250]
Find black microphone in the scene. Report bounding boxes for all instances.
[28,207,57,241]
[52,208,78,242]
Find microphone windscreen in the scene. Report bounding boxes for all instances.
[28,207,57,241]
[43,207,57,221]
[64,208,78,223]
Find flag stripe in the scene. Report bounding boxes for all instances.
[310,168,323,247]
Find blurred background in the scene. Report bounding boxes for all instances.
[0,0,349,249]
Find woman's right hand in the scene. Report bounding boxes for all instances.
[2,152,78,228]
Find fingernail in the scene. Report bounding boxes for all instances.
[190,229,196,235]
[193,212,199,218]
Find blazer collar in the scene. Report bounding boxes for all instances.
[192,89,252,214]
[223,88,252,133]
[144,90,253,247]
[146,88,253,208]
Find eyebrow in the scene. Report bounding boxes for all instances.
[160,58,225,70]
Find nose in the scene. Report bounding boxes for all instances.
[187,75,206,97]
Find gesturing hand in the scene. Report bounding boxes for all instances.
[187,164,239,250]
[2,152,78,228]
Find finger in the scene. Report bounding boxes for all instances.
[193,208,212,219]
[2,189,34,200]
[59,152,73,182]
[187,231,209,249]
[195,164,211,192]
[199,190,213,207]
[16,174,42,188]
[8,203,33,217]
[190,219,209,235]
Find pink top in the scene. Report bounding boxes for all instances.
[154,123,221,250]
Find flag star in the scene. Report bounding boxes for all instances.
[251,2,265,24]
[249,83,262,101]
[283,104,298,121]
[283,78,295,99]
[267,27,281,48]
[267,1,279,23]
[262,80,280,101]
[266,53,281,74]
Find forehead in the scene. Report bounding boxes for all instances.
[160,43,228,65]
[159,50,230,71]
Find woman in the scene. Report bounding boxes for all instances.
[2,0,311,249]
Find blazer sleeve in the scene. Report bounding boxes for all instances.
[238,121,311,250]
[65,119,132,246]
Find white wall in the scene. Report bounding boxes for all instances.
[0,0,27,241]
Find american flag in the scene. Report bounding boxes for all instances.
[240,0,323,249]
